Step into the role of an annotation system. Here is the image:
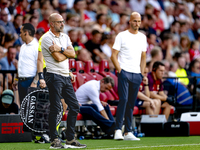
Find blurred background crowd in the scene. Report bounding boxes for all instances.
[0,0,200,106]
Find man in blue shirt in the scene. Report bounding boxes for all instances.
[0,46,17,71]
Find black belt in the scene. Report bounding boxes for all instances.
[18,77,33,81]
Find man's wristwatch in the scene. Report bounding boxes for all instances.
[61,47,64,53]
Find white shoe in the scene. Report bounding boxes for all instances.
[114,129,124,140]
[124,132,140,141]
[121,125,125,134]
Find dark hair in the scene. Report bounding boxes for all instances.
[22,23,35,37]
[14,14,23,20]
[189,59,199,72]
[120,13,128,18]
[4,33,15,43]
[29,16,37,23]
[161,33,172,41]
[7,46,16,53]
[96,13,105,21]
[102,77,114,87]
[91,30,101,36]
[190,40,199,49]
[66,13,77,21]
[152,61,165,72]
[171,20,179,26]
[74,0,84,5]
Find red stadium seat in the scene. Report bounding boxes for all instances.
[68,59,78,91]
[76,61,94,88]
[99,59,119,99]
[109,106,116,116]
[62,111,83,121]
[85,60,103,80]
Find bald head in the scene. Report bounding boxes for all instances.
[49,13,63,23]
[130,12,141,21]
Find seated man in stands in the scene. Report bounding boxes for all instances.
[148,61,175,120]
[76,77,115,135]
[0,89,18,114]
[135,67,161,115]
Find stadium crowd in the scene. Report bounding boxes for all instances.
[0,0,200,142]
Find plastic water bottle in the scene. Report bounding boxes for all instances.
[137,133,145,137]
[79,136,84,140]
[134,127,138,137]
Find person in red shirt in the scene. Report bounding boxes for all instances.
[15,0,28,16]
[135,67,161,115]
[148,61,175,120]
[37,10,52,33]
[188,40,200,61]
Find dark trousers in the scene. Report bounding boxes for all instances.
[80,104,115,134]
[18,77,34,104]
[115,70,142,132]
[45,72,80,141]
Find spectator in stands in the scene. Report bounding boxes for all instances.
[0,46,17,70]
[118,13,128,32]
[0,25,5,46]
[188,59,200,88]
[160,21,180,42]
[192,2,200,20]
[192,19,200,40]
[13,14,23,45]
[2,33,15,54]
[175,53,190,86]
[84,0,98,22]
[179,36,190,53]
[168,61,178,78]
[148,46,163,72]
[68,29,81,58]
[146,33,157,61]
[0,0,12,21]
[92,13,107,33]
[189,40,200,61]
[111,12,146,141]
[76,77,116,135]
[13,14,23,37]
[29,16,39,32]
[171,34,181,56]
[35,28,45,42]
[148,61,174,120]
[37,10,52,33]
[15,0,28,16]
[0,46,4,59]
[12,23,38,104]
[140,14,156,35]
[63,13,79,34]
[0,89,18,114]
[0,9,17,38]
[129,0,146,15]
[164,62,193,106]
[70,0,87,27]
[160,33,173,61]
[85,29,105,63]
[135,67,161,115]
[77,48,93,63]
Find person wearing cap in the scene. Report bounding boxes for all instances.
[12,23,39,104]
[0,89,18,114]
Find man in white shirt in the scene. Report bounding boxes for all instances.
[40,13,86,149]
[76,77,115,135]
[111,12,146,141]
[12,23,38,104]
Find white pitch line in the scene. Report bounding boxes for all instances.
[88,143,200,150]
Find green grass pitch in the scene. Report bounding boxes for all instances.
[0,136,200,150]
